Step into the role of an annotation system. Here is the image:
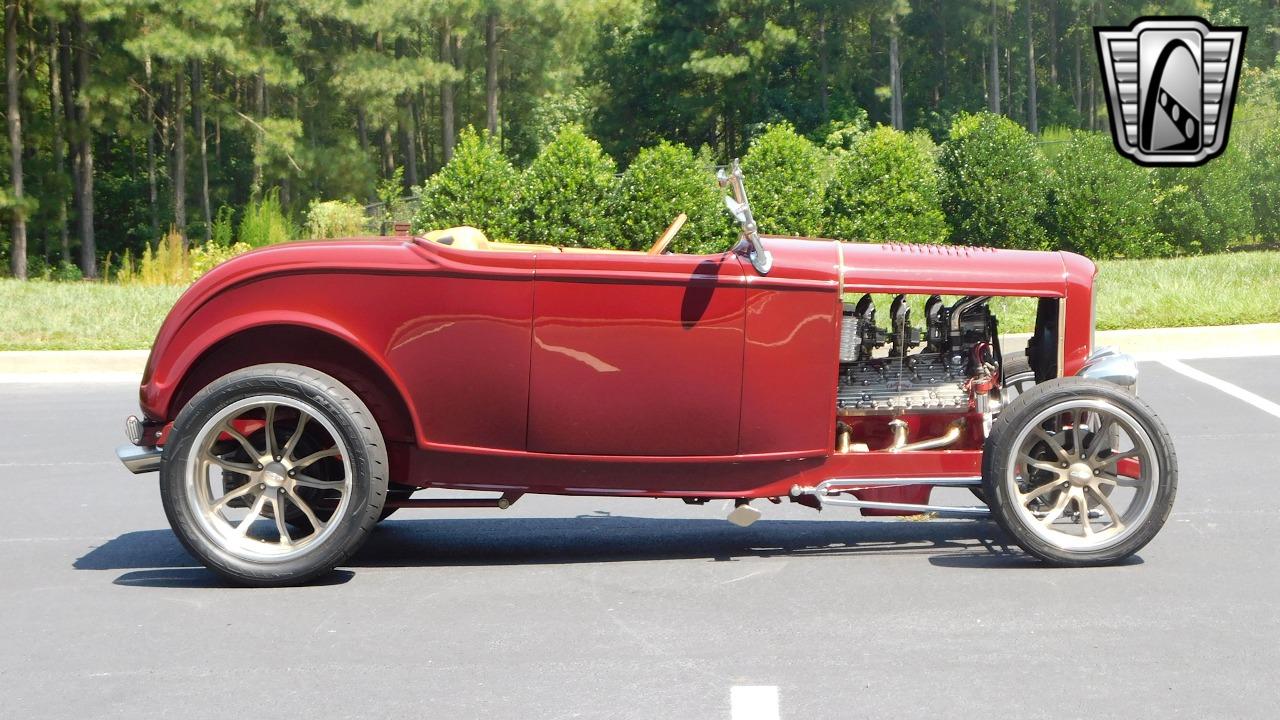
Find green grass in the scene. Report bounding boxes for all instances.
[0,280,186,351]
[1,251,1277,350]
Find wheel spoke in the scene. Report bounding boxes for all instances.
[1039,492,1072,526]
[273,490,292,545]
[1076,492,1093,536]
[1084,419,1113,462]
[1020,453,1064,475]
[285,487,325,533]
[293,473,345,491]
[1091,488,1126,531]
[1092,448,1140,470]
[1096,471,1143,488]
[264,403,278,459]
[210,481,257,513]
[293,447,340,471]
[1020,478,1064,506]
[222,423,260,460]
[1031,427,1071,465]
[203,453,257,475]
[235,494,268,537]
[282,412,310,459]
[1070,409,1084,460]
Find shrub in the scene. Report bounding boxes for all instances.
[119,229,188,286]
[414,129,519,240]
[238,189,295,247]
[1249,122,1280,243]
[305,199,368,239]
[189,241,253,279]
[1046,131,1161,258]
[939,112,1049,250]
[608,141,736,254]
[822,126,947,244]
[740,122,829,236]
[511,124,617,248]
[1151,143,1254,254]
[211,205,236,246]
[50,260,83,282]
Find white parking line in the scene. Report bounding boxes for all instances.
[1160,359,1280,420]
[731,685,780,720]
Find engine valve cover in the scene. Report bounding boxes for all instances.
[837,353,970,415]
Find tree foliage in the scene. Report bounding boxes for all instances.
[823,126,947,244]
[939,112,1049,250]
[1046,131,1160,258]
[608,142,736,253]
[414,128,519,240]
[740,123,828,237]
[510,124,617,248]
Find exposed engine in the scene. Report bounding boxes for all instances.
[836,294,999,417]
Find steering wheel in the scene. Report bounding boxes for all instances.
[647,213,688,255]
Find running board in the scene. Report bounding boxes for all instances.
[790,477,990,518]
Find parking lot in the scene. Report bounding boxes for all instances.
[1,356,1277,719]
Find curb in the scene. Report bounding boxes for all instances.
[1,324,1278,381]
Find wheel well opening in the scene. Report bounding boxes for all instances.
[172,325,417,450]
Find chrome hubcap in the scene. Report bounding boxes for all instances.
[1007,399,1159,552]
[185,395,352,563]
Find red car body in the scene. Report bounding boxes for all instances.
[131,234,1097,509]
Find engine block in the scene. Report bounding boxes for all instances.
[836,353,971,415]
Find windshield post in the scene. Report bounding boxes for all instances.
[717,159,772,275]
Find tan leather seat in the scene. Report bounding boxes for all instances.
[419,226,642,254]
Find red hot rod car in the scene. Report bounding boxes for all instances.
[117,162,1176,586]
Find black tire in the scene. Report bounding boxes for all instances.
[982,376,1177,566]
[970,350,1040,502]
[1001,350,1036,400]
[160,363,388,586]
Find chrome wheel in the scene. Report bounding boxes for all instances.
[1002,369,1037,403]
[185,395,353,563]
[1006,399,1158,553]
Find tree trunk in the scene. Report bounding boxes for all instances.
[144,55,159,238]
[1048,0,1059,86]
[250,2,267,195]
[889,29,903,130]
[1026,0,1037,134]
[172,69,187,242]
[400,95,418,187]
[485,10,499,136]
[817,8,829,123]
[49,20,68,262]
[74,12,95,278]
[60,21,78,261]
[989,0,1001,114]
[193,59,211,242]
[382,125,394,177]
[440,18,455,162]
[6,0,24,279]
[1073,24,1082,121]
[356,107,369,154]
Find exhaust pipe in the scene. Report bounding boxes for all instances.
[887,418,965,452]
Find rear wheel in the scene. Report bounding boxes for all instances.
[982,377,1177,566]
[1001,350,1037,403]
[160,364,387,586]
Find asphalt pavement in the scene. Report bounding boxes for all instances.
[1,356,1278,719]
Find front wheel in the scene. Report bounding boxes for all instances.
[160,364,388,586]
[982,377,1177,566]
